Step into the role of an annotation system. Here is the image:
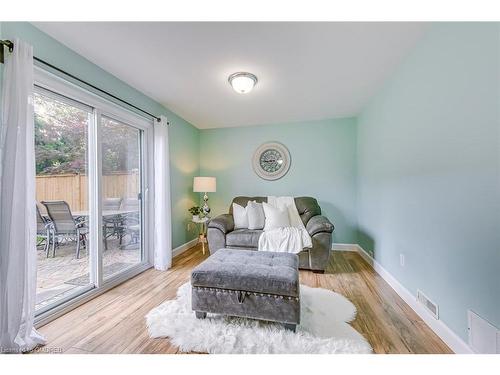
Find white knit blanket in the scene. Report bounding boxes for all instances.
[258,196,312,254]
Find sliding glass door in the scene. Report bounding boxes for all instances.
[34,88,94,312]
[101,115,144,279]
[34,68,153,317]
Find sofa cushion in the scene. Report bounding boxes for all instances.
[191,249,299,297]
[294,197,321,225]
[226,229,262,248]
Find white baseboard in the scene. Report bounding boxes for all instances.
[173,238,198,258]
[331,243,473,354]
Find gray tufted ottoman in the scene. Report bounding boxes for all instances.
[191,248,300,331]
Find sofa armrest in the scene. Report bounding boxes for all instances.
[306,215,334,236]
[208,214,234,234]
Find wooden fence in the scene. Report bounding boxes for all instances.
[36,172,139,211]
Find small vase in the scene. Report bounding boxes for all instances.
[192,215,200,221]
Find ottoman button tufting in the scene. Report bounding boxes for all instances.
[237,291,246,303]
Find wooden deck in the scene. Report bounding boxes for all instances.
[36,238,141,311]
[34,245,452,354]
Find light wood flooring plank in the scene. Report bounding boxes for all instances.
[35,246,452,354]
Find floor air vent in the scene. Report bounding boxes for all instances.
[416,290,439,319]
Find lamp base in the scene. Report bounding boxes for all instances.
[202,192,211,217]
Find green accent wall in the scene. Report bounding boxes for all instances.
[0,22,200,248]
[356,23,500,341]
[199,118,358,244]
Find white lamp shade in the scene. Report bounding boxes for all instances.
[193,177,216,193]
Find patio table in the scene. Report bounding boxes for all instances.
[71,209,139,218]
[71,210,140,250]
[41,209,138,221]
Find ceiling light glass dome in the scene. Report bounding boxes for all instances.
[228,72,258,94]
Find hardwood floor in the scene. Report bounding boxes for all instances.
[35,245,452,354]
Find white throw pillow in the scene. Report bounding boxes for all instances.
[263,202,291,231]
[247,201,266,230]
[232,203,249,229]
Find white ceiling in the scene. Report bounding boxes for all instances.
[33,22,428,129]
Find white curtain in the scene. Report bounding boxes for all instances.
[153,115,172,270]
[0,39,46,352]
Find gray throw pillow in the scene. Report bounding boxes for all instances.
[247,201,265,230]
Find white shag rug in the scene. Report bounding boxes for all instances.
[146,282,372,354]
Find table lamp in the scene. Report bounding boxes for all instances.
[193,177,216,217]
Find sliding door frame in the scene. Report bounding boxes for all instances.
[89,108,103,287]
[34,67,155,326]
[97,108,154,285]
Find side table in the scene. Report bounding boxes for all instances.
[192,216,209,255]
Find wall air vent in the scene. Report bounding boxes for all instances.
[416,289,439,319]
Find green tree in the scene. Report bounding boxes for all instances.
[34,92,140,175]
[34,92,88,174]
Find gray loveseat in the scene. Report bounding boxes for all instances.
[207,196,334,273]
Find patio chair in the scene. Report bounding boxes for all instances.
[117,198,141,246]
[103,197,122,250]
[41,200,88,259]
[120,197,140,212]
[103,197,122,210]
[36,203,54,257]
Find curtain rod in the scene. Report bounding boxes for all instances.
[1,39,167,124]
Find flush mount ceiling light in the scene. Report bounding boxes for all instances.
[228,72,258,94]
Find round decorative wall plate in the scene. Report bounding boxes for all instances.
[252,142,291,180]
